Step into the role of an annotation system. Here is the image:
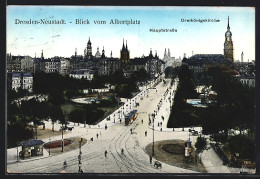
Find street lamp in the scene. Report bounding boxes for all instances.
[78,137,83,173]
[49,138,51,155]
[16,142,20,162]
[61,124,64,152]
[152,115,155,156]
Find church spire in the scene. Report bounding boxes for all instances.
[122,38,125,50]
[227,16,230,30]
[41,50,44,59]
[126,40,128,50]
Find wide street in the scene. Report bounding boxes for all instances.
[6,76,234,174]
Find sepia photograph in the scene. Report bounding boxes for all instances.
[6,5,256,174]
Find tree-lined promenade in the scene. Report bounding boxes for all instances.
[167,64,255,163]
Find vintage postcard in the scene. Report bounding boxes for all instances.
[6,5,256,174]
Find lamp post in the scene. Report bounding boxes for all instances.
[114,114,115,123]
[16,142,19,162]
[49,138,51,155]
[61,124,64,152]
[152,115,155,156]
[78,137,83,173]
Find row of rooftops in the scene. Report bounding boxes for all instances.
[182,54,232,65]
[7,72,33,78]
[8,54,165,63]
[70,69,95,75]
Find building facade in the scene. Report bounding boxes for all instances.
[69,69,94,80]
[7,72,33,92]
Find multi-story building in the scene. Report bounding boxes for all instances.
[42,57,61,73]
[60,58,70,75]
[239,75,255,87]
[7,72,33,92]
[21,56,34,73]
[129,49,165,78]
[69,69,94,80]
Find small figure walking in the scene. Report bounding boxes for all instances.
[105,125,107,130]
[130,129,132,134]
[96,133,99,138]
[121,149,124,155]
[150,155,152,164]
[141,119,143,124]
[145,131,147,137]
[105,150,107,157]
[63,160,67,169]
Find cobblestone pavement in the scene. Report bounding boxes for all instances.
[7,75,245,174]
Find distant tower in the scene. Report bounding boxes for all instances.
[95,47,101,58]
[101,46,105,59]
[149,48,153,58]
[164,48,167,59]
[41,50,44,59]
[84,37,92,59]
[120,39,130,63]
[168,48,171,58]
[155,50,158,58]
[75,48,77,56]
[241,52,244,63]
[110,51,112,58]
[184,53,186,58]
[224,16,234,62]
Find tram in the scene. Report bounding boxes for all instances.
[125,110,138,125]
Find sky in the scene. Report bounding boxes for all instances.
[7,6,255,61]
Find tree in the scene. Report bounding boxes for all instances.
[20,99,46,139]
[195,136,207,154]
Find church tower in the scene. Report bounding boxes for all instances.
[41,50,44,59]
[224,16,234,62]
[120,39,130,63]
[84,37,92,59]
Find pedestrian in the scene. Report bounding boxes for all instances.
[141,119,143,124]
[130,129,132,134]
[63,160,67,169]
[158,122,159,127]
[150,155,152,164]
[120,119,121,123]
[160,128,162,131]
[105,150,107,157]
[97,133,99,138]
[121,149,124,155]
[105,125,107,130]
[145,131,147,137]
